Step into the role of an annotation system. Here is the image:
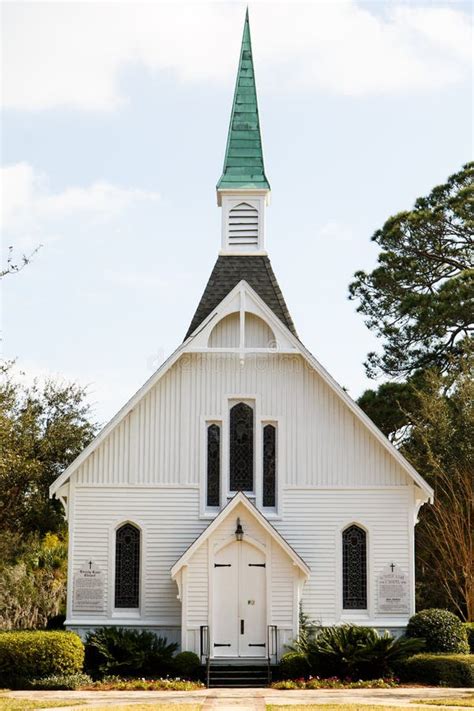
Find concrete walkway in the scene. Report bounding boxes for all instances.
[3,687,473,710]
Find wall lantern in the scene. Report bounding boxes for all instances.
[235,518,244,541]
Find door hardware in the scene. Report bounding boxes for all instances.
[249,643,266,647]
[214,643,231,647]
[214,563,232,567]
[240,619,244,634]
[248,563,266,567]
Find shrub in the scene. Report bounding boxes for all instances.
[28,673,92,690]
[278,651,310,680]
[0,631,84,686]
[84,627,178,678]
[464,623,474,653]
[397,653,474,687]
[173,651,201,680]
[291,624,424,679]
[406,609,470,654]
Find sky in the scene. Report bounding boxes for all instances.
[1,0,472,426]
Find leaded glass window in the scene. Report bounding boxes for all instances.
[229,402,254,491]
[115,523,140,608]
[342,524,367,609]
[263,424,276,507]
[207,424,220,507]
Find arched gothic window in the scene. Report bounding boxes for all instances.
[115,523,140,608]
[229,402,254,492]
[263,424,276,507]
[207,424,221,507]
[342,524,367,609]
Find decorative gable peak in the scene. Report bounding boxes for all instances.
[217,9,270,254]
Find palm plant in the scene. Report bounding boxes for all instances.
[85,627,178,678]
[291,624,424,679]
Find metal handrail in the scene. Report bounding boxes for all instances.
[200,625,210,687]
[267,624,278,684]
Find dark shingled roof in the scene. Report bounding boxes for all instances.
[185,255,297,340]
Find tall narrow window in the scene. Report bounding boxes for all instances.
[342,525,367,610]
[263,424,276,507]
[229,402,254,491]
[115,523,140,608]
[207,424,220,507]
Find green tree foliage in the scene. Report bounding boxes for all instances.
[352,164,473,619]
[349,162,473,379]
[404,360,474,621]
[0,366,96,629]
[0,533,68,630]
[0,367,96,539]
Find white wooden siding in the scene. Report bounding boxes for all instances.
[74,353,410,489]
[245,313,275,348]
[208,313,240,348]
[69,486,206,623]
[274,488,414,625]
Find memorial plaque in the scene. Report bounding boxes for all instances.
[73,560,105,611]
[377,563,409,613]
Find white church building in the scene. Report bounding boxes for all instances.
[50,10,433,666]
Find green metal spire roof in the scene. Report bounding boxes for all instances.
[217,8,270,191]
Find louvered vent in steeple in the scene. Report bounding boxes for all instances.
[228,202,259,247]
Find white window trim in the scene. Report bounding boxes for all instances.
[109,518,145,618]
[336,521,371,621]
[261,418,279,514]
[227,397,256,498]
[200,398,282,519]
[200,418,223,517]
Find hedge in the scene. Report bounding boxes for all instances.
[0,631,84,686]
[464,623,474,653]
[397,654,474,687]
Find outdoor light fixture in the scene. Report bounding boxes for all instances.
[235,518,244,541]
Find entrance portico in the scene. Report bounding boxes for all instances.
[171,493,310,660]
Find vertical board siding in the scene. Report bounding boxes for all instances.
[245,313,275,348]
[74,353,410,489]
[208,313,240,347]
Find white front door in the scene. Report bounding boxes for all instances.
[213,541,267,657]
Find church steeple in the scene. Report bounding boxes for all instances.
[185,8,297,340]
[217,8,270,193]
[217,9,270,255]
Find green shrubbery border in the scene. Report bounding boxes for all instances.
[396,653,474,687]
[0,631,84,688]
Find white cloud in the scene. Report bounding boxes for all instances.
[1,163,160,240]
[2,2,471,111]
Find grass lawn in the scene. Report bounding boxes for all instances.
[0,699,86,711]
[267,707,419,711]
[72,707,201,710]
[0,702,201,711]
[414,698,474,708]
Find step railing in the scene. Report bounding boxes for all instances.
[267,624,278,684]
[199,625,210,688]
